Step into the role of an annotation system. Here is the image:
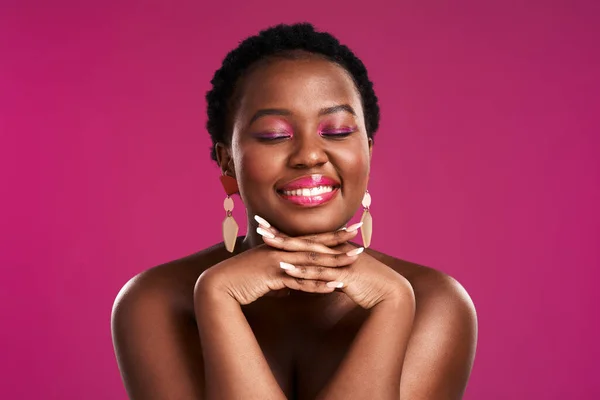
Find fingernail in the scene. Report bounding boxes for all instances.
[346,247,364,256]
[254,215,271,228]
[280,262,295,270]
[257,227,275,239]
[326,281,344,288]
[337,226,347,231]
[346,222,363,232]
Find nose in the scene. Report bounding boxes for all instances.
[287,130,328,169]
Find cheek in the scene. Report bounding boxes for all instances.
[234,143,283,189]
[337,145,371,179]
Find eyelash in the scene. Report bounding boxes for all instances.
[254,129,355,142]
[319,129,354,138]
[255,134,291,142]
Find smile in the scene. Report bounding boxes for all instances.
[276,174,341,207]
[281,185,335,197]
[277,186,339,206]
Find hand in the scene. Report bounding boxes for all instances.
[256,216,415,310]
[195,231,362,306]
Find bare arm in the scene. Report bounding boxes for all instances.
[315,281,416,400]
[111,274,206,399]
[317,273,477,400]
[194,271,287,400]
[399,274,478,399]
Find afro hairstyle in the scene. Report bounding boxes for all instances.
[206,22,380,162]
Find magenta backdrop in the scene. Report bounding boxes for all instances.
[1,1,598,399]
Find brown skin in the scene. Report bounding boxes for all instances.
[111,54,478,399]
[225,54,370,239]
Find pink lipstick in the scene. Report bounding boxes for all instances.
[276,174,340,207]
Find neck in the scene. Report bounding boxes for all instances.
[240,217,264,250]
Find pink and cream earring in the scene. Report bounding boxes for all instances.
[220,174,239,253]
[360,190,373,248]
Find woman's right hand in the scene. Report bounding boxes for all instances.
[195,229,361,305]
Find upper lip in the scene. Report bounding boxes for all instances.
[277,174,341,192]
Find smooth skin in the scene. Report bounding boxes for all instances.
[111,53,478,399]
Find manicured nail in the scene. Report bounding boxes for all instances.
[254,215,271,228]
[346,247,364,256]
[257,227,275,239]
[326,281,344,288]
[280,262,295,270]
[346,222,363,232]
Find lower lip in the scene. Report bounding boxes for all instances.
[277,188,339,207]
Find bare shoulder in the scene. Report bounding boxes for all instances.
[110,241,234,399]
[366,248,476,316]
[112,241,232,313]
[367,248,478,398]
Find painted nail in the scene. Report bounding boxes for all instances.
[257,227,275,239]
[254,215,271,228]
[346,247,364,256]
[280,262,296,270]
[346,222,363,232]
[337,226,347,231]
[326,281,344,288]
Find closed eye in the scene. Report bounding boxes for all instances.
[253,133,292,142]
[319,129,355,138]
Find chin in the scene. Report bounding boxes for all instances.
[274,210,348,236]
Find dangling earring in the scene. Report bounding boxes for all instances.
[360,190,373,248]
[220,175,239,253]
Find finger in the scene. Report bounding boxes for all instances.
[331,242,358,253]
[294,221,363,247]
[254,215,362,248]
[254,215,284,236]
[259,229,341,255]
[280,263,350,283]
[285,247,364,267]
[279,275,337,294]
[259,224,282,236]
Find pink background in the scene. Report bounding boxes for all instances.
[1,1,598,398]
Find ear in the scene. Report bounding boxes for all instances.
[215,142,236,177]
[368,138,373,160]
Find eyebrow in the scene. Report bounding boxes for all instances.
[248,104,357,125]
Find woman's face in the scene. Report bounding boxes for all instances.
[220,54,372,236]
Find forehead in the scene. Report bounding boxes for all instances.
[233,56,363,120]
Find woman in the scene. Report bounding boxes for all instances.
[112,23,477,399]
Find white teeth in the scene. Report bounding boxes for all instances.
[282,186,334,197]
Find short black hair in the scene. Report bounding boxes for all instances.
[206,22,380,162]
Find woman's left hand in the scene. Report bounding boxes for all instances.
[256,217,414,309]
